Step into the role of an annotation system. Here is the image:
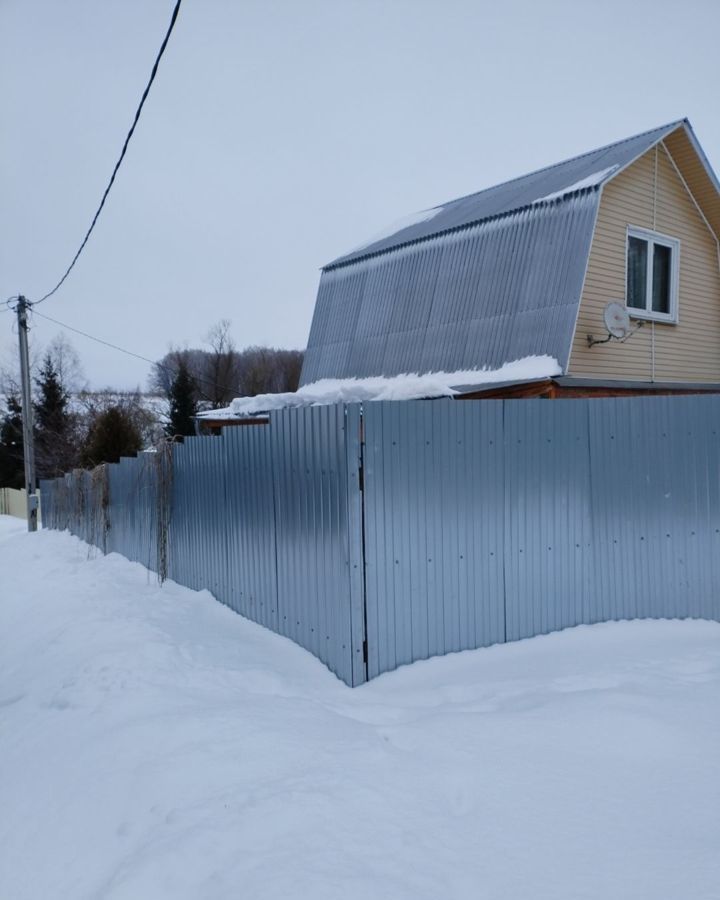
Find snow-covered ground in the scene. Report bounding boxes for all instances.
[1,514,719,900]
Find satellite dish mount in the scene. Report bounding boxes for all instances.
[587,302,643,347]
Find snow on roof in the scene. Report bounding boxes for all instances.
[342,205,445,257]
[327,121,685,271]
[533,164,619,204]
[199,355,561,420]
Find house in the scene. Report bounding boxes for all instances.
[300,119,720,398]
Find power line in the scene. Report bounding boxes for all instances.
[32,308,164,367]
[33,0,183,306]
[31,307,239,399]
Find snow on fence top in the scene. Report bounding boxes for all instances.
[199,356,561,420]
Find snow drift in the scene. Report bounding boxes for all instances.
[1,515,719,899]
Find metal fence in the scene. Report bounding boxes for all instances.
[40,396,720,686]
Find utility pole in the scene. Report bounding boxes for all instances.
[16,296,38,532]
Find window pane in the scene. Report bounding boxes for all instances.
[652,243,671,314]
[627,236,647,309]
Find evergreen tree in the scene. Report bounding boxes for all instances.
[81,406,143,467]
[34,353,78,478]
[166,361,197,438]
[35,353,68,431]
[0,394,25,488]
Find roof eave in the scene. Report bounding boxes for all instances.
[680,118,720,200]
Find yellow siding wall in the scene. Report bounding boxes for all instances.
[569,144,720,381]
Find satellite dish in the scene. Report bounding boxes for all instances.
[587,301,641,347]
[603,302,632,339]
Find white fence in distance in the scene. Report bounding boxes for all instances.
[0,487,41,520]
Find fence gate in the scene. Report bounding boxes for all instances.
[271,404,367,686]
[361,400,506,680]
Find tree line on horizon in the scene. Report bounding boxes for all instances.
[0,347,163,489]
[0,321,304,488]
[150,320,304,410]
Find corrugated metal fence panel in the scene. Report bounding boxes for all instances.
[168,437,228,600]
[167,441,198,590]
[223,426,278,629]
[362,399,506,679]
[52,475,69,532]
[271,404,365,686]
[107,455,158,571]
[139,456,159,572]
[503,400,594,641]
[38,473,82,540]
[62,470,93,546]
[82,472,94,546]
[56,474,70,532]
[39,480,55,528]
[589,396,720,624]
[38,395,720,686]
[344,404,367,687]
[106,464,131,557]
[363,395,720,677]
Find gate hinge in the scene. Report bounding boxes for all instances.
[358,464,364,492]
[362,639,368,664]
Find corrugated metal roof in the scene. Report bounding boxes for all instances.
[327,119,685,270]
[302,190,599,384]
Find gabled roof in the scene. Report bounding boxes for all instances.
[301,119,720,387]
[328,119,697,270]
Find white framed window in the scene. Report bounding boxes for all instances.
[626,226,680,323]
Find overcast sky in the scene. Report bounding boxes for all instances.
[1,0,718,390]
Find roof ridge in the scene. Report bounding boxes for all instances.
[324,188,599,271]
[435,118,686,211]
[326,118,691,271]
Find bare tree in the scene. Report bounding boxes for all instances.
[2,334,84,400]
[0,337,39,398]
[202,320,240,408]
[46,334,87,394]
[150,337,305,408]
[237,346,304,395]
[148,347,194,397]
